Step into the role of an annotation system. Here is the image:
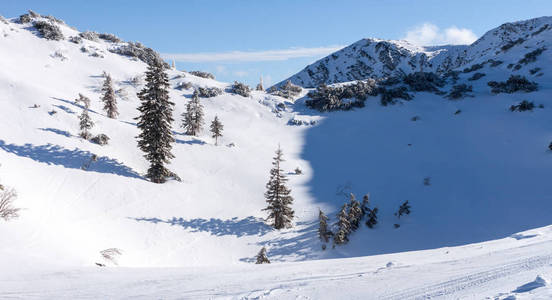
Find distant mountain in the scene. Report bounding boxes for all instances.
[277,16,552,88]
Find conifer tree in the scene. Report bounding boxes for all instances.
[255,247,270,264]
[210,115,223,145]
[263,146,294,229]
[77,94,94,139]
[318,209,331,243]
[101,74,118,119]
[181,90,204,136]
[347,193,362,231]
[334,204,350,245]
[135,60,175,183]
[366,207,378,228]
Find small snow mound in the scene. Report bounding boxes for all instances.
[512,275,548,293]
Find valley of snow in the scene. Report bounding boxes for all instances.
[1,13,552,299]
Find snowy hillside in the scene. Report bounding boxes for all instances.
[278,16,552,87]
[2,11,552,299]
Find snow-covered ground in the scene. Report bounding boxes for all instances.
[1,13,552,299]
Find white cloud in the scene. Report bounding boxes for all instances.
[163,45,345,63]
[403,23,477,46]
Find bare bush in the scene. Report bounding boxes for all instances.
[109,42,168,67]
[79,31,99,42]
[100,248,122,265]
[98,33,121,43]
[0,188,20,221]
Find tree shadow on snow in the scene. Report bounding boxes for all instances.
[38,128,72,138]
[0,140,142,179]
[175,138,206,146]
[51,97,100,115]
[132,216,272,237]
[240,220,322,263]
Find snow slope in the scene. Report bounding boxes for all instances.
[278,16,552,87]
[1,12,552,299]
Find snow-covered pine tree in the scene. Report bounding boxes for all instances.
[318,209,331,243]
[101,74,118,119]
[334,203,350,245]
[135,60,175,183]
[209,115,223,145]
[347,193,362,231]
[181,90,204,136]
[255,247,270,264]
[263,146,294,229]
[77,94,94,139]
[366,207,378,228]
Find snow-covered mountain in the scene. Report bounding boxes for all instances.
[2,11,552,299]
[278,16,552,87]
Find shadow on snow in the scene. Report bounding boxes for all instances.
[0,140,141,179]
[133,216,272,237]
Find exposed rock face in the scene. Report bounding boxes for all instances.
[276,16,552,88]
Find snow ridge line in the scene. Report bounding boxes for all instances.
[380,254,552,299]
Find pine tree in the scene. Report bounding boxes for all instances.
[77,94,94,139]
[366,207,378,228]
[181,90,204,136]
[318,209,331,243]
[101,74,118,119]
[334,204,350,245]
[263,146,294,229]
[255,247,270,264]
[135,60,175,183]
[347,193,362,231]
[210,115,223,145]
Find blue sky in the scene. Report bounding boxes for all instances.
[3,0,551,86]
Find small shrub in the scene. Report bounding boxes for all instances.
[100,248,122,265]
[501,37,525,51]
[197,86,223,98]
[270,80,303,99]
[33,21,64,41]
[518,47,546,65]
[395,200,411,218]
[379,86,411,106]
[306,81,376,111]
[411,116,421,121]
[255,247,270,264]
[463,63,484,73]
[109,42,168,67]
[18,14,32,24]
[79,31,99,42]
[510,100,535,112]
[294,167,302,175]
[447,84,473,99]
[468,72,486,81]
[403,72,445,92]
[98,33,121,43]
[488,75,538,94]
[549,142,552,151]
[69,36,82,44]
[189,71,215,79]
[454,109,462,115]
[175,81,193,90]
[45,15,64,24]
[0,15,9,25]
[488,59,503,67]
[530,67,541,75]
[91,134,110,145]
[230,81,251,97]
